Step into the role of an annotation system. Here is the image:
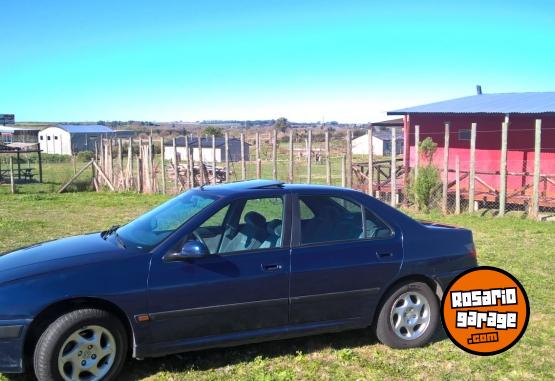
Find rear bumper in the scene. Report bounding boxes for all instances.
[0,320,30,374]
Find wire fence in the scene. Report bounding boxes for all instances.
[2,125,554,220]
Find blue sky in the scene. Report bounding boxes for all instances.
[1,0,554,122]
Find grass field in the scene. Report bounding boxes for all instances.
[0,190,553,381]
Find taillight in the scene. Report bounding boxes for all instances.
[469,243,477,259]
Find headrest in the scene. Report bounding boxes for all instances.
[244,211,266,227]
[317,205,338,220]
[267,219,282,236]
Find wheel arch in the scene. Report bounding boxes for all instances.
[371,274,442,326]
[23,297,135,363]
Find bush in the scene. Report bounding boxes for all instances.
[77,151,94,162]
[411,166,441,212]
[41,154,72,163]
[407,137,441,212]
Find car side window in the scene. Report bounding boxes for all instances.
[218,197,284,254]
[299,195,363,245]
[191,205,231,254]
[365,209,394,239]
[190,197,284,255]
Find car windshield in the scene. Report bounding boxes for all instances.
[117,191,218,251]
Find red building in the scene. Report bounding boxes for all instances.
[388,91,555,207]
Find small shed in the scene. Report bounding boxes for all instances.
[164,136,250,163]
[388,91,555,205]
[0,126,40,144]
[38,125,114,155]
[352,119,404,156]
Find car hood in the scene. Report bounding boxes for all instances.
[0,233,124,283]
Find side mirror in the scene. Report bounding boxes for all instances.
[164,240,209,262]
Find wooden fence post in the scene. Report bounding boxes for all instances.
[289,129,294,183]
[307,129,312,183]
[224,132,230,183]
[391,127,397,207]
[117,139,123,183]
[198,134,204,185]
[341,155,346,187]
[16,151,21,180]
[99,138,104,177]
[367,127,373,195]
[147,135,153,191]
[442,122,450,214]
[325,131,331,185]
[137,155,143,193]
[272,129,277,180]
[499,120,508,216]
[184,136,191,188]
[240,132,246,180]
[468,123,477,212]
[455,156,461,214]
[346,130,352,188]
[172,138,178,192]
[255,132,261,179]
[212,135,216,184]
[128,137,134,190]
[531,119,542,219]
[37,148,43,183]
[160,137,166,194]
[414,124,420,183]
[72,155,77,175]
[9,157,15,194]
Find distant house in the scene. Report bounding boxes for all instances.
[0,114,15,125]
[352,119,404,156]
[38,125,113,155]
[164,136,250,163]
[0,126,40,145]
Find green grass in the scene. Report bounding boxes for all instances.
[0,192,554,380]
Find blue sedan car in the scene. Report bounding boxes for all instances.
[0,180,477,381]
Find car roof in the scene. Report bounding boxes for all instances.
[199,179,360,196]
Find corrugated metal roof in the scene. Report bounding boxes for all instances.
[388,92,555,115]
[370,118,404,127]
[0,126,41,133]
[57,124,113,133]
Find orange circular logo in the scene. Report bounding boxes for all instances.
[441,266,529,355]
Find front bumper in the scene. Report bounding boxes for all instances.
[0,320,30,374]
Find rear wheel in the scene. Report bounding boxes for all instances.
[33,308,127,381]
[375,281,438,348]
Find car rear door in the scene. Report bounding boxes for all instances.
[147,192,292,344]
[289,192,403,325]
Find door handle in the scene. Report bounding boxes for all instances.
[376,251,394,259]
[262,264,283,272]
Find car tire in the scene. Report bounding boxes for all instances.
[33,308,128,381]
[375,281,439,348]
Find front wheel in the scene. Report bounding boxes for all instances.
[375,281,439,348]
[33,308,128,381]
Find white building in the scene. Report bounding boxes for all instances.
[164,136,250,163]
[352,119,404,157]
[38,125,114,155]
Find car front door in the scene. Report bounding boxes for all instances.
[289,193,402,325]
[147,193,291,344]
